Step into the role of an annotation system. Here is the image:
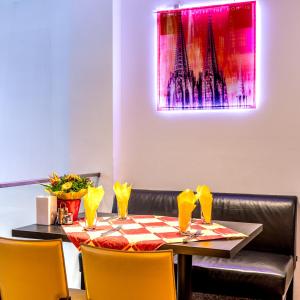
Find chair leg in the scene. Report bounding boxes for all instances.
[78,253,85,290]
[80,271,85,290]
[286,279,294,300]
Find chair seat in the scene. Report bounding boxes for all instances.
[187,250,294,299]
[69,288,86,300]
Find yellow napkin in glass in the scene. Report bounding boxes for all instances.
[196,185,213,224]
[177,189,198,232]
[113,181,132,218]
[83,186,105,227]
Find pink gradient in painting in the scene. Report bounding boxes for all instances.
[157,1,256,111]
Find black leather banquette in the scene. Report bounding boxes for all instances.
[110,189,297,300]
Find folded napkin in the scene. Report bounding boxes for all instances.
[113,181,132,218]
[177,189,198,232]
[83,186,105,227]
[196,185,213,224]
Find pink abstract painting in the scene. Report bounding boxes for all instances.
[157,1,256,111]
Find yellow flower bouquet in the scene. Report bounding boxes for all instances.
[43,173,94,221]
[44,173,94,199]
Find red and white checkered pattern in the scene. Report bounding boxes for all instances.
[62,215,247,251]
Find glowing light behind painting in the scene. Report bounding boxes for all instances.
[157,1,256,111]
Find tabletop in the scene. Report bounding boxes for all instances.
[12,214,262,259]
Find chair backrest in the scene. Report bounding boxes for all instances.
[0,237,69,300]
[112,189,297,257]
[81,245,176,300]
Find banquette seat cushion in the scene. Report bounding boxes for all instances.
[189,250,294,299]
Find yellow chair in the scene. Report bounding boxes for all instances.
[81,245,176,300]
[0,237,86,300]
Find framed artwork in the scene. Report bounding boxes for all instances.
[157,1,256,111]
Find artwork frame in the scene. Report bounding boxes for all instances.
[156,1,256,111]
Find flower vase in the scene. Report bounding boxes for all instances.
[57,198,81,221]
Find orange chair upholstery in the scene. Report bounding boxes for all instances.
[81,245,176,300]
[0,237,86,300]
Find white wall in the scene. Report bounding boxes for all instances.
[0,0,113,195]
[115,0,300,194]
[0,0,70,182]
[114,0,300,297]
[0,0,113,289]
[0,0,75,287]
[69,0,113,212]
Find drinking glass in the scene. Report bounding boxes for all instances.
[117,199,128,220]
[84,211,97,231]
[201,203,212,224]
[178,209,192,234]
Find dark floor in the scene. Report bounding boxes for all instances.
[192,293,257,300]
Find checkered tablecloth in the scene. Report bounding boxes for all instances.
[62,215,247,251]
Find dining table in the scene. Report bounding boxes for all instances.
[12,213,262,300]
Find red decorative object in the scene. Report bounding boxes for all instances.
[57,198,81,221]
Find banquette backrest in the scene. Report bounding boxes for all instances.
[212,193,297,257]
[113,189,184,217]
[112,189,297,257]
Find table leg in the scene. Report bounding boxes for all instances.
[177,254,192,300]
